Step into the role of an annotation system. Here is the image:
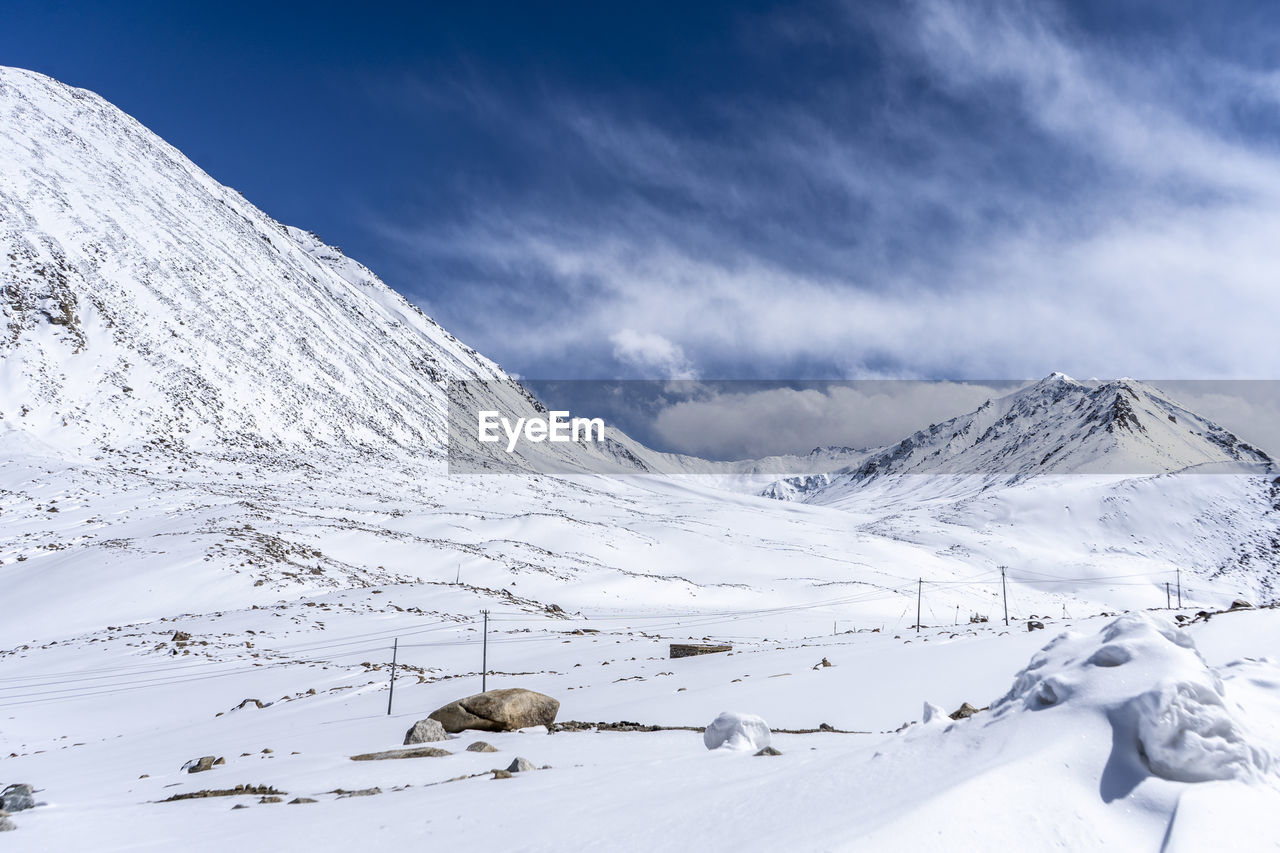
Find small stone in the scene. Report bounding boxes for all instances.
[404,718,448,745]
[507,757,536,773]
[466,741,499,753]
[949,702,980,720]
[1230,599,1255,610]
[1027,620,1045,631]
[259,796,283,804]
[231,804,249,810]
[0,813,15,832]
[491,769,512,780]
[287,798,316,804]
[755,746,783,756]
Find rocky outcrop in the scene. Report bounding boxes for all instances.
[670,643,732,659]
[427,688,559,733]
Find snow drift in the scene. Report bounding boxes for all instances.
[703,711,772,751]
[994,613,1275,785]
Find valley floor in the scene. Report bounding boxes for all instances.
[2,450,1279,851]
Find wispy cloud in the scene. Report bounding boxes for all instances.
[373,0,1280,382]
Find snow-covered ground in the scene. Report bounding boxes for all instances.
[3,595,1279,850]
[3,64,1280,850]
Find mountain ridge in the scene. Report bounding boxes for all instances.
[763,374,1275,504]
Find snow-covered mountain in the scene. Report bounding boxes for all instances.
[3,65,1280,851]
[0,66,556,460]
[764,373,1274,503]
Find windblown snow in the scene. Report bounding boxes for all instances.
[2,65,1280,851]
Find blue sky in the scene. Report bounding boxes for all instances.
[6,0,1280,384]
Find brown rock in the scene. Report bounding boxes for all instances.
[185,756,222,774]
[427,688,560,733]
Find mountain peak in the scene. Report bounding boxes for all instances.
[0,65,507,455]
[792,378,1273,495]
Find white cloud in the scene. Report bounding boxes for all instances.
[650,382,1003,458]
[610,329,699,380]
[381,0,1280,383]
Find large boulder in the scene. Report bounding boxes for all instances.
[403,718,447,745]
[427,688,559,733]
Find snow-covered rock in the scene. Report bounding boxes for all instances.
[994,613,1275,784]
[703,711,772,751]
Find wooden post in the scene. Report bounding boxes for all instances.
[386,638,398,716]
[916,579,922,634]
[1001,566,1009,627]
[481,610,489,692]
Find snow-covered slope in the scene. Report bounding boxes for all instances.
[0,66,519,456]
[3,66,1280,851]
[769,374,1273,504]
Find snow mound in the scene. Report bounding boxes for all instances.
[995,613,1275,784]
[703,711,772,751]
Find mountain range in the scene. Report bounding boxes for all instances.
[2,64,1278,636]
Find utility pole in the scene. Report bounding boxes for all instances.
[386,638,398,716]
[1166,582,1171,609]
[1001,566,1009,627]
[1176,568,1182,608]
[916,579,922,634]
[481,610,489,692]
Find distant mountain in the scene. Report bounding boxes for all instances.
[766,374,1274,503]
